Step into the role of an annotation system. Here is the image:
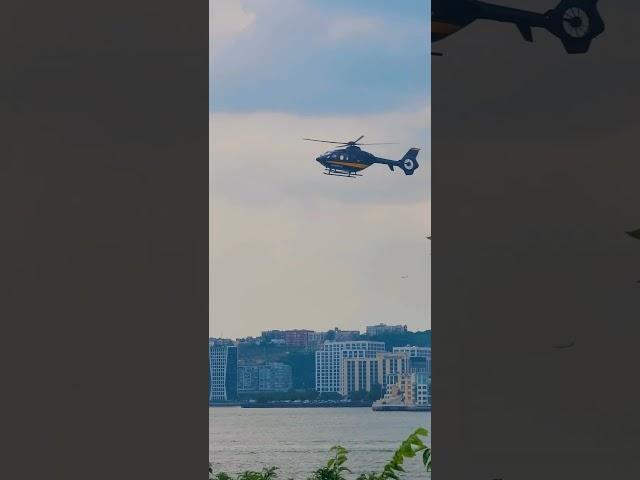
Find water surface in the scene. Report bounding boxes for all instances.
[209,407,431,479]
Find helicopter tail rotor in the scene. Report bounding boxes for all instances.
[397,148,420,175]
[545,0,604,54]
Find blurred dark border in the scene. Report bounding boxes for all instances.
[433,1,640,478]
[0,0,207,477]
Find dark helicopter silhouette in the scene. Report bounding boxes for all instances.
[432,0,605,54]
[304,136,420,178]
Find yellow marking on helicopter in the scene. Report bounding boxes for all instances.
[327,161,368,170]
[431,21,463,35]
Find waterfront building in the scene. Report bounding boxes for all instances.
[315,340,386,393]
[381,371,430,406]
[376,351,410,388]
[339,357,379,396]
[209,343,238,402]
[415,372,429,406]
[366,323,408,337]
[393,345,431,376]
[238,362,293,392]
[237,365,260,392]
[259,362,292,391]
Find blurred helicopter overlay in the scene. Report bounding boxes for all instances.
[304,136,420,178]
[432,0,605,54]
[628,229,640,241]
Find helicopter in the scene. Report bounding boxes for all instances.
[304,136,420,178]
[628,229,640,241]
[432,0,605,54]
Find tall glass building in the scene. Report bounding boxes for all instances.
[208,343,238,402]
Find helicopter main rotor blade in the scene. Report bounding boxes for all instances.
[303,138,350,145]
[303,137,398,146]
[352,135,365,144]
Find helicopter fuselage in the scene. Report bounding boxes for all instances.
[316,146,396,176]
[432,0,476,43]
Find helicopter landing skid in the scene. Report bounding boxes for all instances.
[323,170,361,178]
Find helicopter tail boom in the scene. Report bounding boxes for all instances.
[545,0,604,54]
[397,148,420,175]
[473,0,604,54]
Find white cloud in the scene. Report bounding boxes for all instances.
[209,0,256,47]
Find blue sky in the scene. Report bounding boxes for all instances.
[211,0,431,114]
[210,1,431,338]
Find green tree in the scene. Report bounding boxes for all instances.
[309,446,351,480]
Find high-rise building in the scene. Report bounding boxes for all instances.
[339,351,410,397]
[393,346,431,376]
[315,340,386,393]
[339,357,379,397]
[208,343,238,402]
[376,351,410,388]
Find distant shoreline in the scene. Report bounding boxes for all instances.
[209,402,431,410]
[209,401,373,408]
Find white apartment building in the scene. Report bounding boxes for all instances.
[315,340,386,393]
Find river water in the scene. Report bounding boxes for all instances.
[209,407,431,480]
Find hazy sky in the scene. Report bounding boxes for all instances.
[210,0,431,338]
